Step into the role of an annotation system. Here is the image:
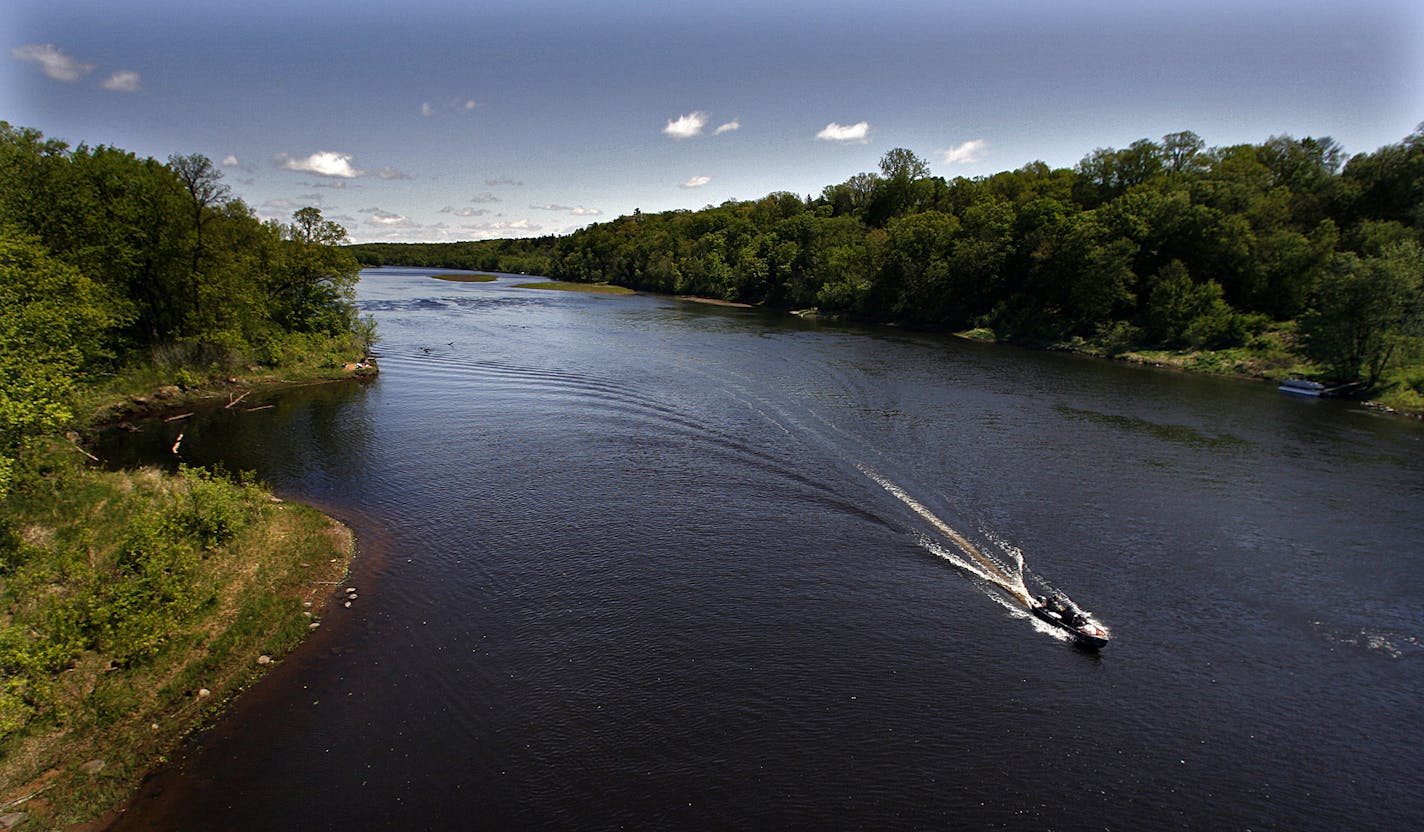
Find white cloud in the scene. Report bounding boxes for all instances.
[422,98,477,117]
[10,43,94,82]
[485,178,522,187]
[663,111,708,140]
[714,119,740,135]
[274,151,408,181]
[439,206,490,217]
[680,175,712,189]
[276,151,362,178]
[221,154,259,174]
[102,69,141,92]
[470,192,501,203]
[941,138,988,164]
[816,121,871,143]
[262,198,299,211]
[531,204,603,216]
[459,218,545,239]
[362,208,414,228]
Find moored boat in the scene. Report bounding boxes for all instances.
[1277,378,1363,398]
[1278,377,1327,396]
[1030,593,1110,649]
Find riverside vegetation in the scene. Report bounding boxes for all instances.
[0,123,371,826]
[352,128,1424,412]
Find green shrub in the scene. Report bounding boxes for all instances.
[171,465,253,549]
[1092,320,1144,356]
[0,677,35,740]
[172,367,200,389]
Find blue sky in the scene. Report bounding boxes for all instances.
[4,0,1421,243]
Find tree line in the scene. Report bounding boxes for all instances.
[351,127,1424,392]
[0,122,364,498]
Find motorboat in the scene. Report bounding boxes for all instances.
[1278,377,1327,396]
[1030,593,1110,649]
[1277,378,1362,397]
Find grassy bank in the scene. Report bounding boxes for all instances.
[82,332,377,428]
[953,323,1424,417]
[430,272,498,282]
[0,340,374,828]
[0,445,354,827]
[515,281,635,295]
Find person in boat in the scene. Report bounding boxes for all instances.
[1041,594,1088,628]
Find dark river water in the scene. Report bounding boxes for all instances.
[111,268,1423,830]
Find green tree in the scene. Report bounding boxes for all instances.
[1342,124,1424,229]
[0,233,116,497]
[167,153,232,326]
[1162,130,1205,174]
[1142,260,1239,348]
[879,148,931,182]
[271,208,360,333]
[1301,242,1424,383]
[885,211,961,323]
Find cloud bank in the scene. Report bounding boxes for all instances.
[532,204,603,216]
[361,207,414,228]
[439,206,490,217]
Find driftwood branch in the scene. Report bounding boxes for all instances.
[164,412,193,422]
[242,404,274,413]
[68,438,100,462]
[225,391,250,409]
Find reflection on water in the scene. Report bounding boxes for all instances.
[112,268,1424,831]
[1055,403,1248,449]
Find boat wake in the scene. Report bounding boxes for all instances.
[857,464,1075,642]
[857,464,1033,605]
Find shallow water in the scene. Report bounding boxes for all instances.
[111,268,1424,830]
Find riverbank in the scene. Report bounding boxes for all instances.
[0,365,376,829]
[0,452,356,829]
[1067,335,1423,418]
[84,356,378,430]
[950,323,1422,419]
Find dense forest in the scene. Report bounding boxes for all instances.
[0,122,368,498]
[351,128,1424,397]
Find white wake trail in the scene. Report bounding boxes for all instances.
[858,463,1035,607]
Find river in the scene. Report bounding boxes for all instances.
[110,268,1424,830]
